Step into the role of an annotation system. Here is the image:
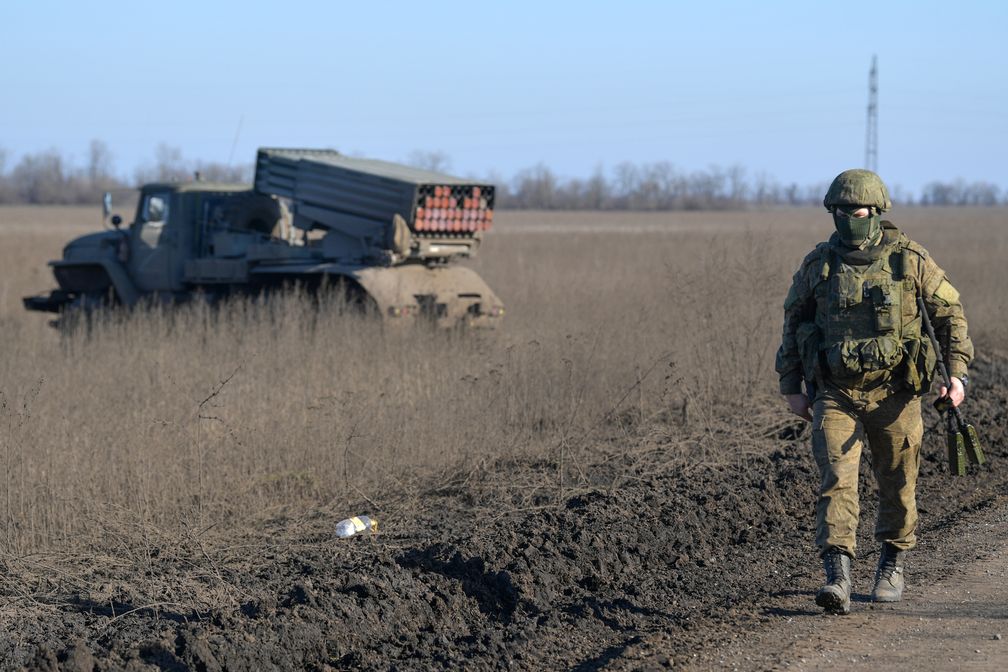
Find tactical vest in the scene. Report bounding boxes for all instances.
[796,230,936,393]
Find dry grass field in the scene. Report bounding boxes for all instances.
[0,205,1006,669]
[0,206,1005,555]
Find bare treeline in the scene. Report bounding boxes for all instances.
[0,141,251,205]
[497,162,829,210]
[918,179,1003,206]
[495,163,1008,210]
[0,142,1003,209]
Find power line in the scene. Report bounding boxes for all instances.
[865,55,878,172]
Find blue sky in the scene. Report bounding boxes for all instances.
[1,1,1005,193]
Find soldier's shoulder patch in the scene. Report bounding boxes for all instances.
[933,278,960,306]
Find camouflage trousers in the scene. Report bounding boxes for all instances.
[810,385,923,558]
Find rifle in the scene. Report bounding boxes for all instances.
[916,297,985,475]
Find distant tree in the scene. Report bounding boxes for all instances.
[406,150,452,174]
[804,182,828,206]
[612,161,640,207]
[686,168,726,209]
[511,163,559,209]
[783,183,800,206]
[963,181,1000,206]
[87,139,114,185]
[134,144,191,184]
[918,179,1001,206]
[726,164,748,206]
[12,150,70,204]
[0,147,12,203]
[920,181,958,206]
[555,177,584,209]
[193,161,253,183]
[154,144,190,182]
[83,139,127,198]
[583,164,610,209]
[889,184,912,207]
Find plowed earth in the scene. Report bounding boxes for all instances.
[5,351,1008,671]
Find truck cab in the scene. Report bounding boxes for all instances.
[128,183,284,294]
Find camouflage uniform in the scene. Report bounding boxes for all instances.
[776,172,973,564]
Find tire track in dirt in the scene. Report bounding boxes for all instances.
[624,499,1008,671]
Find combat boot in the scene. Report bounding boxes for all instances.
[815,548,852,615]
[871,543,905,602]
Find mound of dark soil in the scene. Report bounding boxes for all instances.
[11,352,1008,671]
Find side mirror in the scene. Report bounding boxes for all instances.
[111,215,123,228]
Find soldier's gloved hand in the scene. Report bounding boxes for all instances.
[938,377,965,408]
[784,393,812,422]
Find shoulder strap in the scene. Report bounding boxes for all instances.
[890,230,922,293]
[816,243,831,282]
[889,239,907,281]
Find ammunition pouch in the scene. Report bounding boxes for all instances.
[901,335,937,394]
[823,335,903,380]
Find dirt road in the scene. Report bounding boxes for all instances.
[626,495,1008,671]
[788,512,1006,671]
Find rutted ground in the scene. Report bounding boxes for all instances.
[4,351,1007,671]
[677,500,1008,671]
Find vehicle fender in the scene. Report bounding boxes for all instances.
[104,259,142,305]
[51,258,141,306]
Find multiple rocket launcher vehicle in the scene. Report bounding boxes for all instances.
[24,148,504,328]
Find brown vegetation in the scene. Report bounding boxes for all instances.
[1,207,1005,556]
[0,206,1006,668]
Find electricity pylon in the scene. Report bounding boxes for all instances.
[865,56,878,172]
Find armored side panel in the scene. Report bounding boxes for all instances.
[254,148,495,239]
[354,265,503,328]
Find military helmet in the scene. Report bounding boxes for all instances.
[823,169,892,212]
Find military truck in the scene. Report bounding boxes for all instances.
[23,148,504,328]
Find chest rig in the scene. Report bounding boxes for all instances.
[820,249,903,380]
[799,228,934,392]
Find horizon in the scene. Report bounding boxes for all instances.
[2,1,1006,194]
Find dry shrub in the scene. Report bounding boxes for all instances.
[0,206,1005,555]
[1,292,662,553]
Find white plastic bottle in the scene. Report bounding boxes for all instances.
[335,515,378,539]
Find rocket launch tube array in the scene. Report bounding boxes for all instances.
[254,148,495,237]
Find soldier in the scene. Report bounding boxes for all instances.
[775,169,972,615]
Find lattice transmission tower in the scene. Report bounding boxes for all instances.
[865,55,878,172]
